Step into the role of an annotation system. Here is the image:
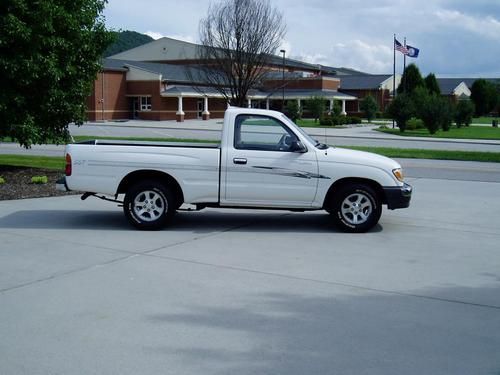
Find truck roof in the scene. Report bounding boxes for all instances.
[226,106,285,117]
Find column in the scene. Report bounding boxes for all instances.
[329,99,334,114]
[247,98,252,108]
[297,99,301,111]
[266,99,270,110]
[341,100,347,116]
[176,96,185,122]
[202,96,210,120]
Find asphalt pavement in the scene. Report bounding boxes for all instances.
[1,117,500,374]
[1,175,500,374]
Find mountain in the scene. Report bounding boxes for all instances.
[104,30,154,57]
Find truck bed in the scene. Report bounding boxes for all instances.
[65,140,221,203]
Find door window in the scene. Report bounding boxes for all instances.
[234,115,298,152]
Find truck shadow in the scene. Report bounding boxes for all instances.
[0,209,383,233]
[144,285,500,375]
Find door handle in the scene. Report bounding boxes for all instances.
[233,158,247,165]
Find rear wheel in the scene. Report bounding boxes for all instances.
[124,180,175,230]
[330,184,382,233]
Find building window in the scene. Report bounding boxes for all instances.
[140,96,152,111]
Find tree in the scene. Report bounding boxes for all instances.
[194,0,286,107]
[417,94,454,134]
[438,99,454,132]
[307,96,326,123]
[386,94,414,132]
[454,100,475,128]
[286,100,300,122]
[424,73,441,95]
[0,0,113,147]
[360,95,378,122]
[411,86,431,115]
[397,63,424,95]
[470,79,498,116]
[331,101,341,116]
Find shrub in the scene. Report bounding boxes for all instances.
[360,95,378,122]
[334,115,349,126]
[0,176,5,184]
[350,116,362,124]
[375,111,383,119]
[406,118,424,131]
[307,96,326,123]
[31,176,48,184]
[418,97,454,132]
[455,100,475,128]
[386,93,414,132]
[286,101,301,122]
[332,101,342,116]
[319,117,332,126]
[439,100,455,132]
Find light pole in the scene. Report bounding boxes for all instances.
[280,49,286,112]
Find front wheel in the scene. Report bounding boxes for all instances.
[330,184,382,233]
[124,181,175,230]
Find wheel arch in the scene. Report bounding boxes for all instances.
[323,177,385,209]
[117,170,184,209]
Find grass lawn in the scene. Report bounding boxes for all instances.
[338,146,500,163]
[472,117,500,125]
[0,155,65,170]
[376,125,500,140]
[296,119,350,128]
[296,119,326,127]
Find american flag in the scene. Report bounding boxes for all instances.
[394,39,408,55]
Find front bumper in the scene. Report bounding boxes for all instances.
[383,182,412,210]
[56,176,70,192]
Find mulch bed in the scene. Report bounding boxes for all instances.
[0,166,78,201]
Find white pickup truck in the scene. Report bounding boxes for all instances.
[58,107,412,232]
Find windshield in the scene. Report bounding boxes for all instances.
[280,113,330,150]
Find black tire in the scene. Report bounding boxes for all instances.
[123,180,175,230]
[329,183,382,233]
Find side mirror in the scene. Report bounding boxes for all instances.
[290,140,307,153]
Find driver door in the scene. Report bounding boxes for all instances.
[222,114,319,207]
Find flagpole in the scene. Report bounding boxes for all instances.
[392,34,396,129]
[403,37,407,93]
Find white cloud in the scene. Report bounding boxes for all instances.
[105,0,500,76]
[435,10,500,40]
[166,34,196,43]
[278,40,293,56]
[293,53,328,65]
[330,40,393,73]
[144,31,196,43]
[144,31,165,40]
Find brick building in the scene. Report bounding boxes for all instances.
[87,37,404,122]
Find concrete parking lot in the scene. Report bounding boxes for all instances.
[1,175,500,374]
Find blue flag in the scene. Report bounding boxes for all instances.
[406,45,419,58]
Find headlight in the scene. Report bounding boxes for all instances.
[392,168,404,182]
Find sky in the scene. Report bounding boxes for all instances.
[103,0,500,77]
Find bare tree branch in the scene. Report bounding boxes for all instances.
[191,0,286,107]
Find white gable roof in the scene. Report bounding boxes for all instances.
[453,82,471,97]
